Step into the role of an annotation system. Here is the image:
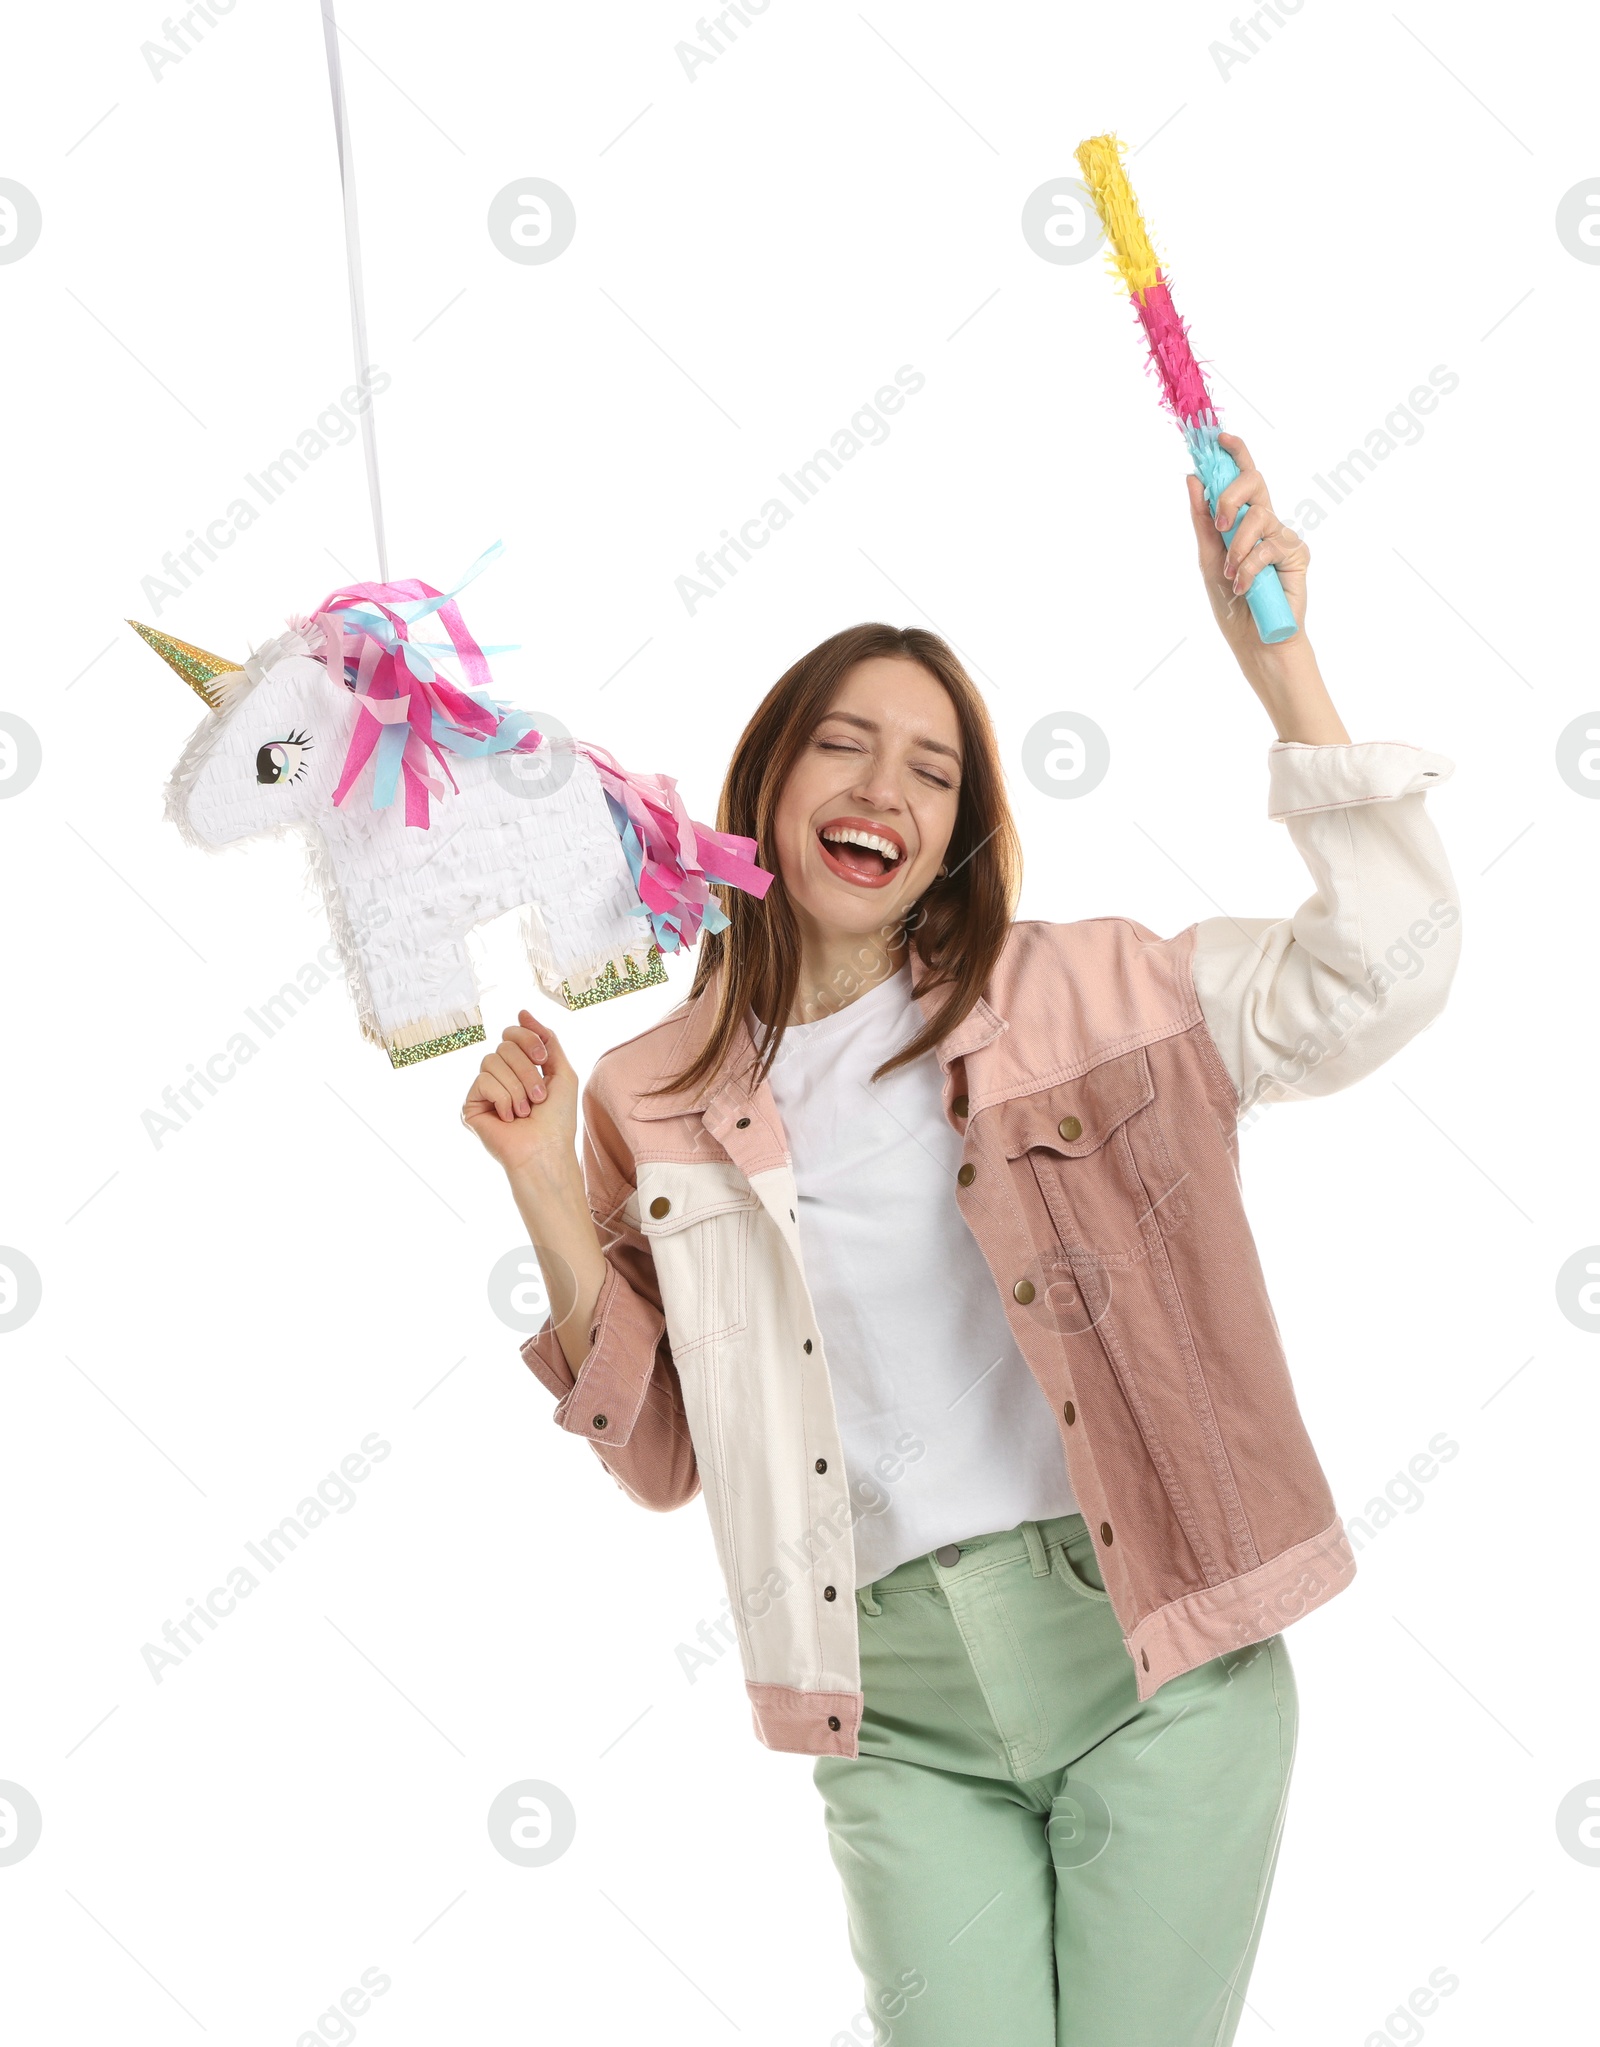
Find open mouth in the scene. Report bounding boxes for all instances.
[816,817,908,889]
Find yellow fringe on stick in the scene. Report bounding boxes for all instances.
[1074,132,1161,296]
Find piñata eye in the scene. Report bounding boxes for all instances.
[257,729,313,785]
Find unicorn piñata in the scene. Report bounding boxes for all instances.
[134,549,772,1067]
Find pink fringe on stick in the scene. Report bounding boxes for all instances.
[1130,275,1215,430]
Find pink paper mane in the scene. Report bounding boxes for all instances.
[302,572,770,951]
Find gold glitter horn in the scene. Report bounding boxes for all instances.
[127,619,242,712]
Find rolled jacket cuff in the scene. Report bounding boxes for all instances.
[518,1262,666,1448]
[1266,739,1454,821]
[519,1323,575,1402]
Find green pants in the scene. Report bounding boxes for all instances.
[813,1514,1297,2047]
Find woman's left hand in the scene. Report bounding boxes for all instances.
[1185,433,1309,666]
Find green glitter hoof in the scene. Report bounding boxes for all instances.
[387,1022,488,1068]
[560,945,668,1010]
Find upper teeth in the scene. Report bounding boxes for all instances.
[821,826,901,862]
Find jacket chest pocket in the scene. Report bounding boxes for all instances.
[635,1165,761,1355]
[992,1046,1190,1270]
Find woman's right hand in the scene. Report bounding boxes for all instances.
[460,1011,579,1173]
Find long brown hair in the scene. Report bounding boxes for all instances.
[656,623,1022,1099]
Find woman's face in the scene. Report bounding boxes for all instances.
[772,656,964,946]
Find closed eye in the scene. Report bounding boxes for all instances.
[814,738,955,790]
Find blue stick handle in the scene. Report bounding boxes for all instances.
[1185,428,1298,646]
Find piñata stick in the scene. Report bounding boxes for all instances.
[1074,132,1297,646]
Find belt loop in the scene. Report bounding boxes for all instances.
[1021,1519,1050,1578]
[858,1580,882,1617]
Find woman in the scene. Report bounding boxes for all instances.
[462,437,1459,2045]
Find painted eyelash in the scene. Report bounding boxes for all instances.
[280,724,315,777]
[271,730,314,782]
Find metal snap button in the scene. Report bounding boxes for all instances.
[827,1714,841,1731]
[823,1585,837,1601]
[1099,1521,1114,1545]
[803,1338,813,1354]
[1058,1116,1083,1142]
[1141,1649,1150,1671]
[815,1458,827,1473]
[592,1414,608,1430]
[1062,1400,1076,1425]
[952,1093,969,1118]
[935,1544,961,1567]
[957,1163,976,1187]
[735,1116,751,1128]
[1013,1279,1035,1304]
[649,1196,671,1219]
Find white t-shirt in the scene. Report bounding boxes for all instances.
[761,962,1080,1587]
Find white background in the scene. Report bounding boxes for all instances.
[3,1,1597,2041]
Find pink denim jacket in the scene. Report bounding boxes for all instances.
[521,739,1459,1757]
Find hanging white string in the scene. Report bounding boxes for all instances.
[320,0,389,582]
